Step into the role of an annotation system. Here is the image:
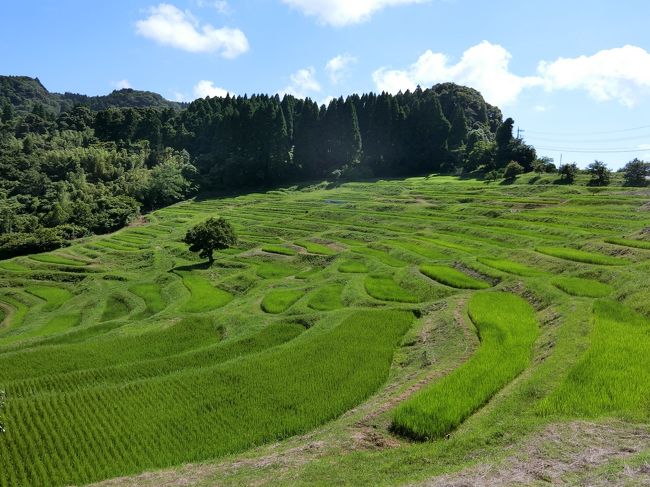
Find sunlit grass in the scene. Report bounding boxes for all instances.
[261,288,304,313]
[392,292,538,439]
[420,265,490,290]
[551,277,612,298]
[536,246,628,265]
[364,275,419,303]
[538,301,650,420]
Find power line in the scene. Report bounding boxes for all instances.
[526,124,650,136]
[527,133,650,144]
[536,146,648,154]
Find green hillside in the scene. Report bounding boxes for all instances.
[0,175,648,486]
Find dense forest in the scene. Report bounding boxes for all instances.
[0,76,537,257]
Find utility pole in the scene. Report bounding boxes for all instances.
[516,127,525,139]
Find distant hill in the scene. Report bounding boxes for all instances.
[0,75,183,114]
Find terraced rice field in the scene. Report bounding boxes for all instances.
[0,175,648,486]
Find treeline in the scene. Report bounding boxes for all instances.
[1,81,540,257]
[91,83,536,182]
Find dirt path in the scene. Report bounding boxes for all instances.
[418,421,650,487]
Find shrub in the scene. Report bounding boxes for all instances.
[622,158,649,187]
[0,228,68,259]
[558,163,578,183]
[502,161,524,179]
[586,160,611,186]
[485,169,499,182]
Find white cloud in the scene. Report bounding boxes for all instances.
[319,95,336,107]
[112,79,132,90]
[537,45,650,107]
[373,42,650,108]
[197,0,231,14]
[280,67,322,98]
[373,41,541,106]
[533,105,548,112]
[282,0,429,26]
[193,80,232,98]
[136,3,249,58]
[325,54,357,84]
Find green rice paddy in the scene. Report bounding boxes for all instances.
[392,292,539,439]
[420,264,490,289]
[536,246,628,265]
[0,174,648,486]
[551,276,613,297]
[261,288,305,313]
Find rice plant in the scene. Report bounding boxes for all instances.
[129,283,166,316]
[605,237,650,250]
[294,240,337,255]
[337,259,368,273]
[261,288,304,313]
[392,292,538,439]
[307,283,344,311]
[364,275,420,303]
[538,301,650,420]
[178,273,232,313]
[420,264,490,289]
[551,277,612,297]
[0,310,412,486]
[29,254,87,266]
[536,246,628,265]
[24,286,72,311]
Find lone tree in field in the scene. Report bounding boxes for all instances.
[183,217,237,264]
[587,160,611,186]
[558,163,578,184]
[622,158,649,187]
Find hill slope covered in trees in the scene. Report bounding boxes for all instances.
[0,76,183,114]
[0,77,536,258]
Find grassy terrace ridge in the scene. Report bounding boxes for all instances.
[551,276,613,298]
[536,246,629,265]
[0,174,648,486]
[392,292,539,439]
[605,237,650,250]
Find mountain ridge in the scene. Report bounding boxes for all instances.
[0,75,183,114]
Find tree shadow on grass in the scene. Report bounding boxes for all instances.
[170,261,211,273]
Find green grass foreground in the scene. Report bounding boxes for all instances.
[0,310,412,486]
[0,174,649,486]
[392,292,538,440]
[538,301,650,420]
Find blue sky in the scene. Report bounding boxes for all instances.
[2,0,650,168]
